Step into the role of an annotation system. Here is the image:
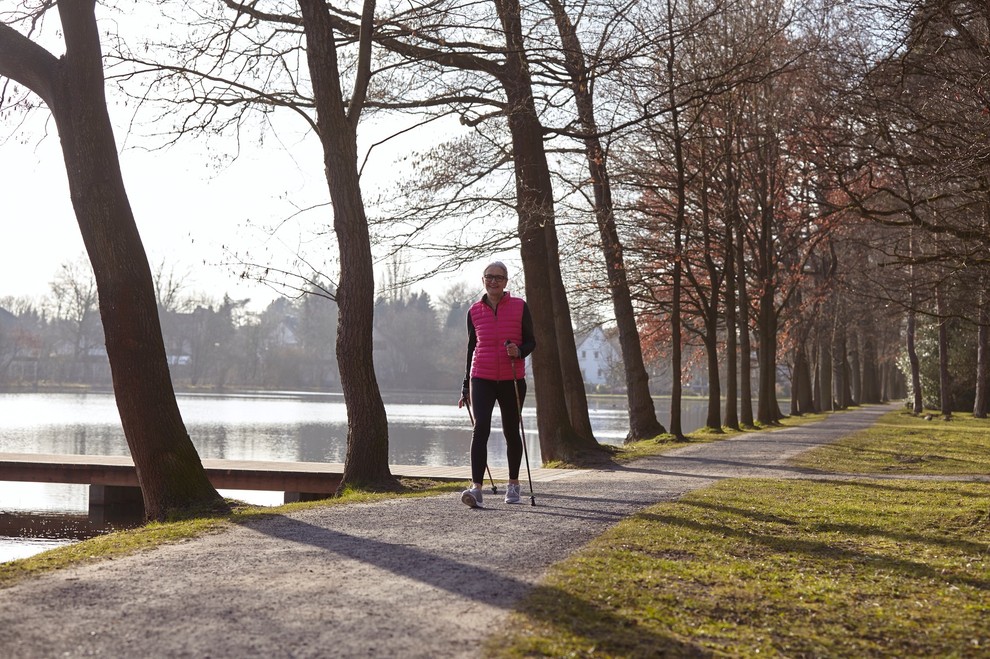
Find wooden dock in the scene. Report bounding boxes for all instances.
[0,453,584,505]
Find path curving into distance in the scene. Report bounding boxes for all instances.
[0,404,898,658]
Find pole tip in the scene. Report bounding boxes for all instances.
[530,497,536,506]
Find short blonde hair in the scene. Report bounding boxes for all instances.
[484,261,508,277]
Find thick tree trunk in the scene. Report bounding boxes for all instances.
[298,0,394,489]
[545,0,664,441]
[495,0,600,462]
[703,328,722,430]
[42,0,225,520]
[756,289,778,425]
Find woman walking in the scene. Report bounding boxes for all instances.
[458,261,535,507]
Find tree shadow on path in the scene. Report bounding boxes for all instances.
[248,514,712,657]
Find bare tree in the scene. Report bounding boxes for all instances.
[0,1,225,520]
[296,0,396,488]
[541,0,666,441]
[119,0,396,489]
[47,258,101,382]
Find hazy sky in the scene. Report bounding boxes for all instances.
[1,119,313,310]
[0,7,526,315]
[0,112,513,313]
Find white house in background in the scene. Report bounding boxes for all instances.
[575,326,622,391]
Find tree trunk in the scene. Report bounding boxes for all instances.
[671,257,684,439]
[695,156,723,433]
[545,227,596,440]
[544,0,664,441]
[975,282,989,418]
[704,328,722,430]
[298,0,395,489]
[936,283,953,420]
[833,327,853,409]
[849,328,862,404]
[907,250,923,414]
[667,19,685,440]
[818,326,834,412]
[495,0,601,461]
[793,344,815,415]
[722,145,740,430]
[860,329,881,404]
[756,288,778,424]
[812,341,822,410]
[13,0,226,520]
[736,224,754,427]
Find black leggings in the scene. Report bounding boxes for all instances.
[470,377,527,485]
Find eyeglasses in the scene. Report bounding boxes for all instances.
[483,274,507,283]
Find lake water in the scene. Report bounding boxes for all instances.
[0,390,717,562]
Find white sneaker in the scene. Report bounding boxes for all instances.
[504,483,521,504]
[461,486,482,508]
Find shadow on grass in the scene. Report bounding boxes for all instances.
[637,509,990,591]
[682,496,990,555]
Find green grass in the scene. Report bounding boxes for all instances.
[0,478,462,588]
[489,478,990,658]
[486,409,990,657]
[792,409,990,475]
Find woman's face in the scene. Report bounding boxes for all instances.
[483,267,508,296]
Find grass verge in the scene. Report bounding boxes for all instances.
[0,478,462,589]
[487,408,990,657]
[791,408,990,475]
[489,478,990,658]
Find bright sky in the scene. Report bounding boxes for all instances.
[0,119,318,311]
[0,6,523,315]
[0,111,515,314]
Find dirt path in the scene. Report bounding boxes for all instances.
[0,405,896,658]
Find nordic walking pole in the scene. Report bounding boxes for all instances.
[506,341,536,506]
[463,396,498,494]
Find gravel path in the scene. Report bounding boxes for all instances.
[0,404,897,658]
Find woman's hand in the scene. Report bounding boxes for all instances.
[505,341,520,359]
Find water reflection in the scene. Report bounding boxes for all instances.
[1,390,729,562]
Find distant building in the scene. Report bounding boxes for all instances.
[575,326,622,392]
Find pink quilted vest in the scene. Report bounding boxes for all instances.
[470,293,526,381]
